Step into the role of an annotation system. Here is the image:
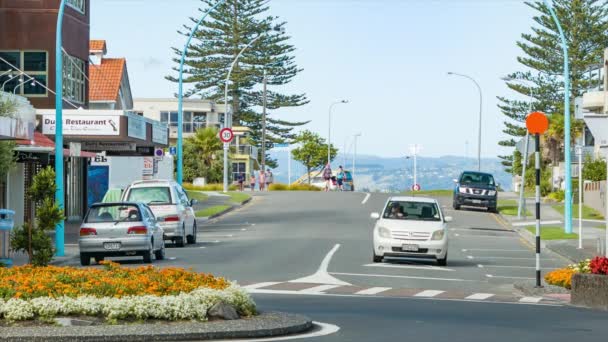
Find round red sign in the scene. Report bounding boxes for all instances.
[219,128,234,143]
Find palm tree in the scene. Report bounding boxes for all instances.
[544,115,584,165]
[183,127,224,183]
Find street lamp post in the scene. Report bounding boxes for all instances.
[448,72,483,172]
[352,133,361,185]
[177,0,227,185]
[54,0,67,257]
[328,100,348,165]
[544,0,573,234]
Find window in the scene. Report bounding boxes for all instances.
[232,162,247,182]
[63,53,86,104]
[383,201,441,221]
[126,187,173,205]
[0,51,48,96]
[85,204,141,223]
[459,172,495,186]
[66,0,86,14]
[160,111,207,133]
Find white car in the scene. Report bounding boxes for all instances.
[121,180,197,247]
[371,196,451,266]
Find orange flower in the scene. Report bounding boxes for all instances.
[545,268,576,289]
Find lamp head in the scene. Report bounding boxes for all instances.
[341,100,349,104]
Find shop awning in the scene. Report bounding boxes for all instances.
[15,132,96,157]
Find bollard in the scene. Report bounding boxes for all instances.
[0,209,15,267]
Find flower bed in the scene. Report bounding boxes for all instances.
[545,257,608,290]
[0,262,256,322]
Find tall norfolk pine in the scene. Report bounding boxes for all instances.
[167,0,309,167]
[498,0,608,172]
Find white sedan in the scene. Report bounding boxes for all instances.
[371,196,451,266]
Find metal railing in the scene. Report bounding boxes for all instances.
[231,145,259,158]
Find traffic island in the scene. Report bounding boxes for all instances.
[571,273,608,310]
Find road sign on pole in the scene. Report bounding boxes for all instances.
[154,148,164,161]
[411,184,421,192]
[526,111,549,288]
[220,128,234,143]
[169,146,177,156]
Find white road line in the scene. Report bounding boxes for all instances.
[481,265,560,270]
[168,257,177,260]
[519,297,543,303]
[299,284,341,294]
[511,220,561,227]
[217,321,340,341]
[456,235,516,239]
[463,248,528,252]
[465,293,495,301]
[330,272,480,282]
[362,193,371,204]
[414,290,444,297]
[290,244,351,286]
[243,282,281,290]
[467,255,474,259]
[354,287,392,295]
[363,263,455,272]
[472,256,556,260]
[199,234,234,238]
[486,274,535,280]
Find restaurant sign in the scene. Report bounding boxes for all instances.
[42,115,121,136]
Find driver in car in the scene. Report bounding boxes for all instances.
[388,202,406,219]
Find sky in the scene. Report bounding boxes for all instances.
[91,0,537,159]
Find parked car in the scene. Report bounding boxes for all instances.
[121,180,197,247]
[79,202,165,266]
[371,196,451,266]
[452,171,498,212]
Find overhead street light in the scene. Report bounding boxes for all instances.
[447,72,483,172]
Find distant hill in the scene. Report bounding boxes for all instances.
[268,151,512,192]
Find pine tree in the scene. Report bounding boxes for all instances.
[167,0,309,167]
[498,0,608,170]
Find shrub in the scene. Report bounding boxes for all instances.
[545,268,577,289]
[568,259,591,274]
[547,191,565,202]
[590,256,608,275]
[183,183,237,191]
[268,183,288,191]
[268,183,321,191]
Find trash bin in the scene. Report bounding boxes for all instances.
[0,209,15,267]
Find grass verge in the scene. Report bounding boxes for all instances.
[186,190,209,202]
[526,226,578,240]
[221,192,252,204]
[195,205,231,217]
[401,189,453,196]
[498,199,531,216]
[552,203,604,220]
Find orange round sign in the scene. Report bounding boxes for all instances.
[526,111,549,134]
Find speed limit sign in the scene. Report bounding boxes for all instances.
[219,128,234,143]
[412,184,421,192]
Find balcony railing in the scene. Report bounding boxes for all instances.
[169,122,207,136]
[231,145,258,158]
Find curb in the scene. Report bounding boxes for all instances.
[203,196,253,220]
[0,311,313,342]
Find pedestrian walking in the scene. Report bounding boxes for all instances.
[237,172,245,192]
[322,163,332,192]
[266,170,274,190]
[259,170,266,191]
[250,174,256,192]
[337,165,345,191]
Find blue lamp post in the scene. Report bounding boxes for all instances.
[544,0,572,234]
[54,0,67,256]
[177,0,227,185]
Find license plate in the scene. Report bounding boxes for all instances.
[472,199,482,204]
[402,244,419,252]
[104,242,121,250]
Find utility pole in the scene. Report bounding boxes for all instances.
[353,133,361,184]
[261,70,267,174]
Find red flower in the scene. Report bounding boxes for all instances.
[589,256,608,275]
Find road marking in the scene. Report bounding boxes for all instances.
[511,220,561,227]
[330,272,480,282]
[456,235,516,239]
[199,246,206,249]
[486,274,535,280]
[363,263,455,272]
[519,297,543,303]
[299,284,341,294]
[168,257,177,260]
[289,244,351,286]
[354,287,392,295]
[243,282,281,290]
[480,264,559,270]
[414,290,444,297]
[362,193,371,204]
[463,248,528,253]
[467,255,474,259]
[472,256,556,260]
[465,293,495,300]
[199,234,234,238]
[203,222,251,228]
[217,321,340,341]
[491,213,512,231]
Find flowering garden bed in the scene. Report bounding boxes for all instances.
[545,256,608,310]
[0,261,256,322]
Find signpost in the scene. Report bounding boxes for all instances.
[526,111,549,288]
[412,184,421,192]
[154,148,164,161]
[576,145,583,249]
[169,146,177,156]
[220,128,234,192]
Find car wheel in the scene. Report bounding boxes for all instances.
[155,240,166,260]
[80,253,91,266]
[143,240,154,264]
[437,253,448,266]
[175,224,186,247]
[187,221,197,244]
[373,251,383,263]
[94,256,104,264]
[453,202,460,210]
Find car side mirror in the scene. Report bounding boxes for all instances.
[452,179,458,183]
[370,212,380,220]
[444,216,453,223]
[190,199,198,206]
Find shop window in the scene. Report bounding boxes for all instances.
[63,53,86,104]
[0,51,48,96]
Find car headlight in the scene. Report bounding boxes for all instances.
[431,229,445,240]
[378,227,391,238]
[459,187,467,194]
[488,190,496,196]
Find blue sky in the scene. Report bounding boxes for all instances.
[91,0,536,159]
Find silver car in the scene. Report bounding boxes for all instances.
[78,202,165,266]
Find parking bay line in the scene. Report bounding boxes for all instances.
[462,248,528,253]
[478,264,560,270]
[468,255,558,261]
[486,274,535,280]
[329,272,481,283]
[362,263,455,272]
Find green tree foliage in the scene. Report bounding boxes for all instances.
[582,155,606,181]
[512,150,523,176]
[11,167,64,266]
[168,0,309,167]
[498,0,608,170]
[183,127,225,183]
[0,96,17,179]
[291,130,338,184]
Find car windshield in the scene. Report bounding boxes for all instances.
[85,205,141,223]
[460,172,495,186]
[126,187,172,205]
[382,201,441,221]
